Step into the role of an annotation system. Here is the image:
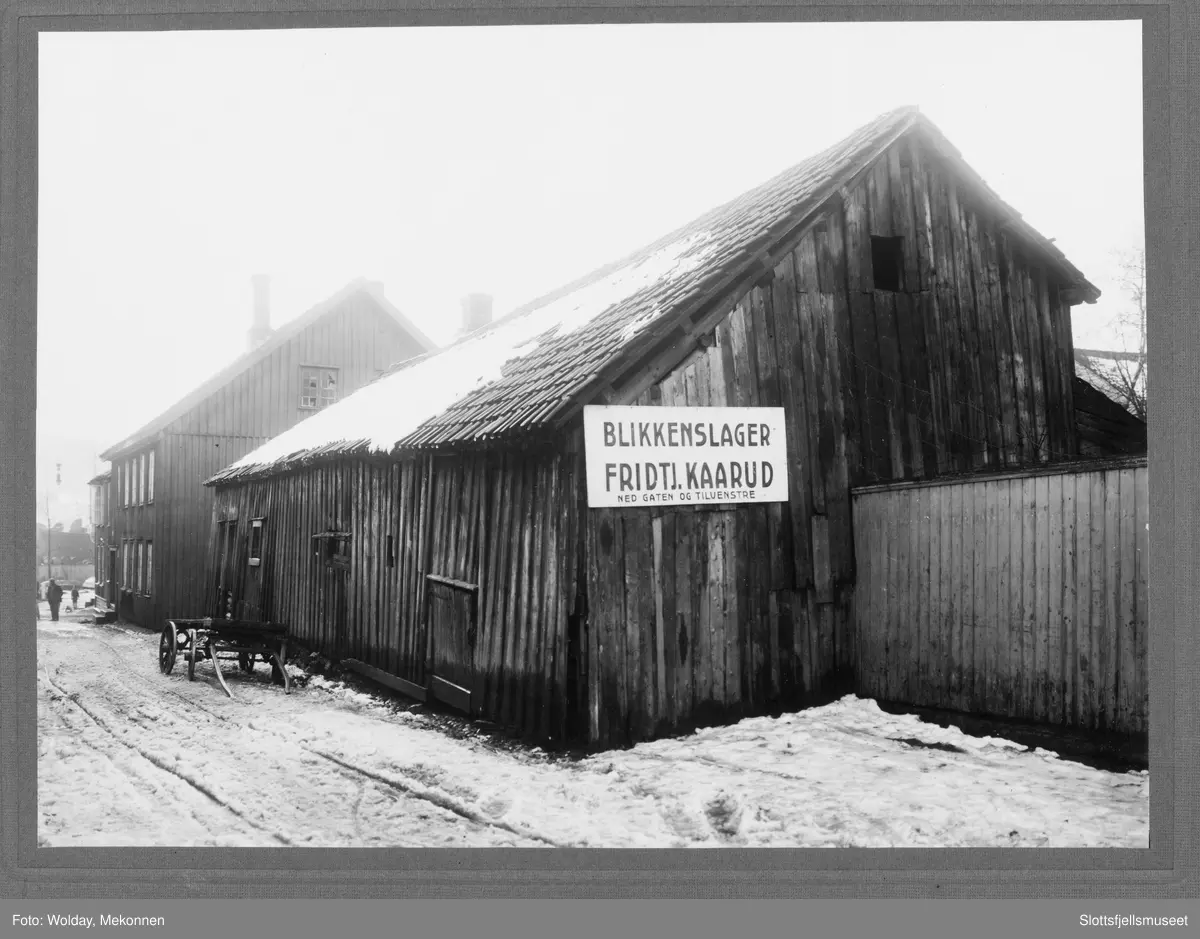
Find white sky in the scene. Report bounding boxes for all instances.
[36,21,1144,523]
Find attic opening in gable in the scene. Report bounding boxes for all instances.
[870,235,903,292]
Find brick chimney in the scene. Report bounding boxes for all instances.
[459,293,493,337]
[247,274,273,352]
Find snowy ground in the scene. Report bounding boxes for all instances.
[37,611,1149,848]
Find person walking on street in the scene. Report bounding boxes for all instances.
[70,585,79,611]
[47,579,63,622]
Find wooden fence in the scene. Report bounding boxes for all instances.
[851,457,1148,734]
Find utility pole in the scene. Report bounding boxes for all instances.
[45,493,51,586]
[47,463,61,582]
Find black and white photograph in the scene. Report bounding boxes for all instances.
[35,20,1149,850]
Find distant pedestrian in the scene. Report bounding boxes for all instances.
[47,579,63,622]
[70,586,79,611]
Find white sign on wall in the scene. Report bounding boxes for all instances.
[582,405,789,508]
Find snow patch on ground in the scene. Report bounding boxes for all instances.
[37,620,1148,848]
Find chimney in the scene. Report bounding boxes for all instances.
[459,293,493,337]
[247,274,273,352]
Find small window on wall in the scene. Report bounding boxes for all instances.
[299,366,339,410]
[123,541,132,590]
[147,450,155,502]
[386,534,395,568]
[249,518,265,567]
[136,454,144,504]
[870,235,903,292]
[135,542,144,594]
[144,542,153,597]
[313,532,351,569]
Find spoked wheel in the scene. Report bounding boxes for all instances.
[158,625,177,675]
[238,652,255,674]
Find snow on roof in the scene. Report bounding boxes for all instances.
[211,233,718,479]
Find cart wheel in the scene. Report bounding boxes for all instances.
[158,625,177,675]
[238,652,255,674]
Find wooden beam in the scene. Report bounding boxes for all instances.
[342,657,428,702]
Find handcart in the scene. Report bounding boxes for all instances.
[158,618,292,697]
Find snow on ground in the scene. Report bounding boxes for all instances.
[37,614,1148,848]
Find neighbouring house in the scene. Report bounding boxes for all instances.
[89,277,436,628]
[1073,348,1148,458]
[202,106,1146,749]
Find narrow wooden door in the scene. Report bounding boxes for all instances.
[426,576,477,714]
[315,534,350,658]
[242,518,265,621]
[106,548,117,606]
[215,521,240,619]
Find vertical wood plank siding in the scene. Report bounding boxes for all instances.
[851,460,1148,733]
[105,292,423,631]
[209,443,583,743]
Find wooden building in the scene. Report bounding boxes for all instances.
[204,107,1143,748]
[90,278,435,629]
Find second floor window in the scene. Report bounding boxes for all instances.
[299,366,339,410]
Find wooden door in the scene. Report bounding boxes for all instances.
[215,521,240,619]
[316,534,350,658]
[426,575,477,714]
[242,518,265,621]
[106,548,117,605]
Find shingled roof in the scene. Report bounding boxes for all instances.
[208,106,1100,485]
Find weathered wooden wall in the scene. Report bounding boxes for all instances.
[852,458,1148,734]
[208,443,584,742]
[154,433,271,626]
[834,134,1079,483]
[580,133,1085,748]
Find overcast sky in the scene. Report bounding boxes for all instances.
[36,20,1144,523]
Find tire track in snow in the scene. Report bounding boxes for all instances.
[39,668,293,846]
[37,673,231,846]
[308,749,560,847]
[73,626,560,847]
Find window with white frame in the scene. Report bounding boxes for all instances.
[145,541,153,597]
[135,542,143,593]
[147,449,155,502]
[299,366,339,410]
